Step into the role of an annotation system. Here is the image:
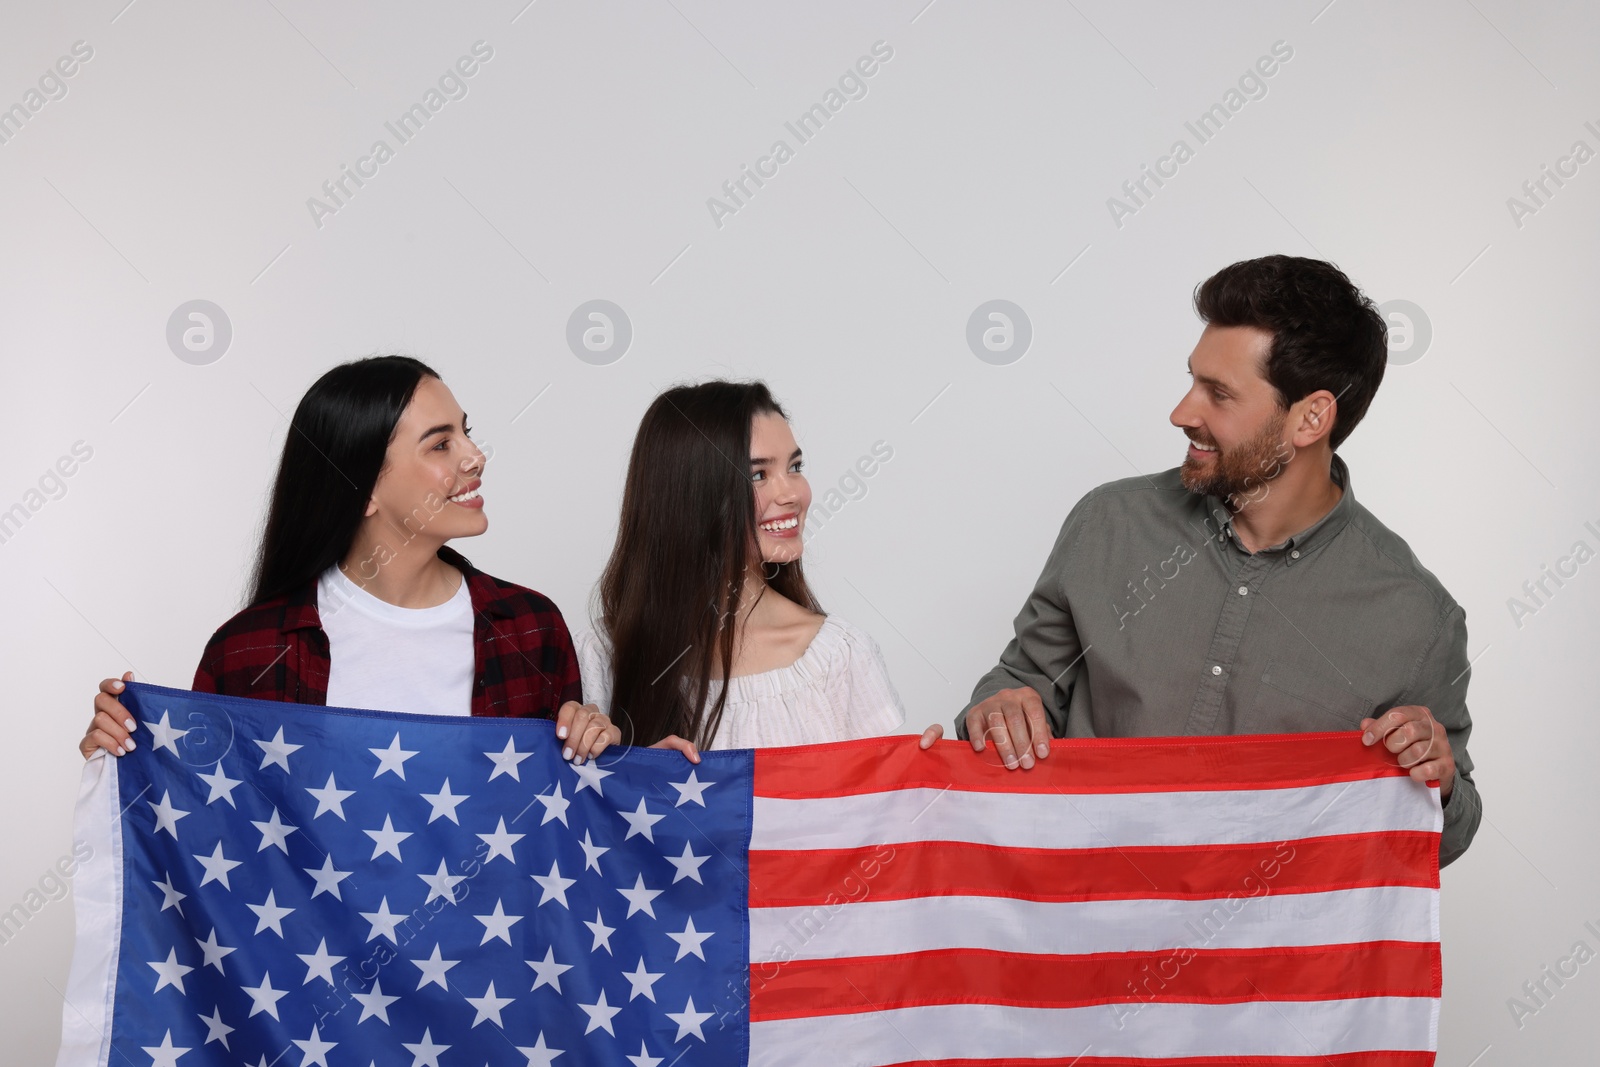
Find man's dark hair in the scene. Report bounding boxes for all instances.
[1194,255,1388,450]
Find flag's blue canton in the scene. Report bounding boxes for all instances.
[113,684,754,1067]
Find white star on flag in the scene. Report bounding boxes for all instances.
[251,807,298,853]
[618,797,664,842]
[352,976,400,1023]
[252,726,302,772]
[246,889,294,937]
[360,897,405,943]
[411,944,459,991]
[570,759,613,795]
[623,957,664,1002]
[586,908,616,954]
[483,737,533,780]
[578,829,609,873]
[141,1030,190,1067]
[196,761,242,807]
[669,768,716,807]
[533,860,575,908]
[303,855,353,900]
[297,938,345,986]
[465,980,514,1027]
[666,841,709,884]
[241,971,288,1019]
[627,1042,664,1067]
[305,773,355,819]
[474,899,523,945]
[401,1027,450,1067]
[194,927,236,973]
[667,996,714,1042]
[617,873,663,918]
[420,778,469,824]
[148,947,193,994]
[518,1033,563,1067]
[667,917,713,961]
[153,871,187,913]
[369,732,418,779]
[143,710,190,756]
[536,783,570,826]
[197,1005,233,1048]
[579,988,623,1035]
[418,858,466,905]
[292,1023,337,1066]
[476,817,523,863]
[527,947,571,993]
[147,790,190,839]
[363,814,412,861]
[192,842,241,890]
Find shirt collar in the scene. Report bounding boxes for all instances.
[1207,454,1355,562]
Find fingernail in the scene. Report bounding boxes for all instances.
[1362,733,1374,745]
[124,738,135,751]
[124,719,136,731]
[562,747,573,760]
[115,746,125,756]
[113,681,123,691]
[557,726,567,739]
[1004,757,1017,769]
[1035,742,1048,757]
[575,755,585,766]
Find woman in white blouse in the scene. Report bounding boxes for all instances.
[574,380,906,759]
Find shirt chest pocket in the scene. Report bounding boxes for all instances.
[1258,661,1379,729]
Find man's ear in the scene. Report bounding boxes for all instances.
[1293,390,1338,448]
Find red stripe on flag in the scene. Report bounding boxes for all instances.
[748,832,1438,907]
[753,732,1410,799]
[869,1056,1437,1067]
[747,942,1441,1021]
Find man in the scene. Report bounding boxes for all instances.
[923,255,1480,865]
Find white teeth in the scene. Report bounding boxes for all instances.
[1191,442,1217,452]
[760,516,798,532]
[449,487,481,503]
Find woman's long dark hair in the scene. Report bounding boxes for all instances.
[248,356,440,606]
[599,381,822,748]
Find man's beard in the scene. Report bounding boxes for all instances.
[1180,410,1290,506]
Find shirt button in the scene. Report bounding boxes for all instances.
[1237,585,1249,596]
[1211,665,1223,676]
[1290,550,1300,559]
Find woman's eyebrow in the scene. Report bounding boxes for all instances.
[749,448,803,465]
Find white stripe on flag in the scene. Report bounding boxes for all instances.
[55,754,121,1067]
[750,884,1435,963]
[748,996,1438,1066]
[751,775,1434,852]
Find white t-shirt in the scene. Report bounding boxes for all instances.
[575,615,906,749]
[318,566,475,716]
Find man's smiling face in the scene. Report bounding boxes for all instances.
[1170,324,1291,503]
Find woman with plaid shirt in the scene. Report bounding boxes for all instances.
[79,356,618,762]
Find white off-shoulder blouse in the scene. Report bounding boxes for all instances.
[574,615,907,749]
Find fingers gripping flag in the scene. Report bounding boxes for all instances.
[59,684,1442,1067]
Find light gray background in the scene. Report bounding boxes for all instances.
[4,1,1597,1062]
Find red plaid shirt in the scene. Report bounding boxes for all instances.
[191,547,582,717]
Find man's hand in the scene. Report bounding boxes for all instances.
[555,701,622,765]
[961,687,1053,770]
[1362,705,1455,799]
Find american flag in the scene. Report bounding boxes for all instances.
[59,684,1440,1067]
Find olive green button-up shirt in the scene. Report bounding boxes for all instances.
[960,457,1481,866]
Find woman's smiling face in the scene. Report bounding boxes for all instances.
[365,376,488,545]
[749,412,810,565]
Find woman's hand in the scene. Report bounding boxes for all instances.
[80,672,136,760]
[555,701,622,764]
[649,734,701,763]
